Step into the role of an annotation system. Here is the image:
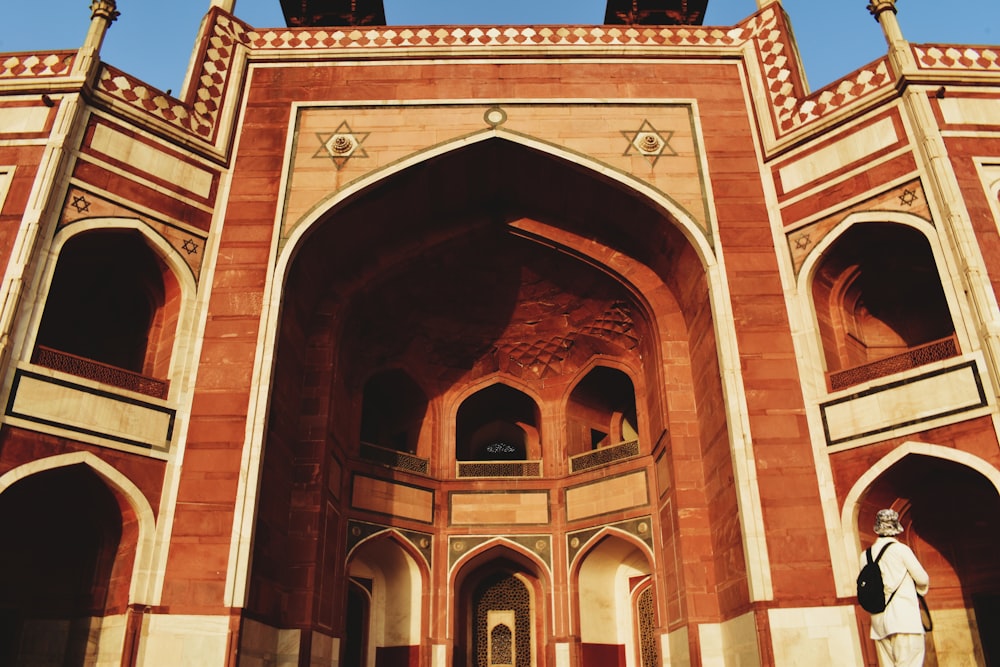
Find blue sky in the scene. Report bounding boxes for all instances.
[2,0,997,92]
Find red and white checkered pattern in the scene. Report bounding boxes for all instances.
[96,7,1000,147]
[914,45,1000,72]
[245,24,748,50]
[0,52,75,78]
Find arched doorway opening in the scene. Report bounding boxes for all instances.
[0,465,128,665]
[454,545,548,667]
[248,136,743,651]
[32,228,182,398]
[855,454,1000,665]
[574,533,657,667]
[343,533,425,667]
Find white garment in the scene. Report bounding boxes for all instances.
[860,536,930,640]
[874,632,926,667]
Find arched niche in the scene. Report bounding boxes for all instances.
[359,368,429,455]
[0,464,129,665]
[456,383,540,462]
[31,225,189,398]
[847,450,1000,666]
[573,532,656,667]
[566,365,639,457]
[809,221,956,390]
[452,543,550,667]
[344,533,426,667]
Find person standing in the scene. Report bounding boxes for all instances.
[860,509,930,667]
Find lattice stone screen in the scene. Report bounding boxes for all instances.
[475,575,532,667]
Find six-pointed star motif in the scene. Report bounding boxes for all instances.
[315,121,371,170]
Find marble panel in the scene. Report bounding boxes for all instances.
[822,361,987,446]
[565,471,648,522]
[0,106,48,134]
[137,614,230,667]
[939,97,1000,127]
[698,611,760,667]
[450,491,549,525]
[351,475,433,523]
[777,116,897,192]
[7,369,174,450]
[768,605,863,667]
[90,124,214,198]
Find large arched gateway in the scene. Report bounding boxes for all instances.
[243,137,745,665]
[1,0,999,665]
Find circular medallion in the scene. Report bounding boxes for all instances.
[484,106,508,128]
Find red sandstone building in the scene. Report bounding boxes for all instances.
[1,0,999,665]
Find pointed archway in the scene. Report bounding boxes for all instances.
[573,531,657,667]
[243,135,754,659]
[453,544,549,667]
[853,453,1000,665]
[344,532,426,667]
[0,465,126,666]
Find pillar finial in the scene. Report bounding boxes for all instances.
[89,0,119,22]
[867,0,896,20]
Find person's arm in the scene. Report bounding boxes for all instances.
[902,546,929,596]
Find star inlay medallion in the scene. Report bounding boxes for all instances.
[622,119,676,167]
[314,121,371,171]
[70,195,91,213]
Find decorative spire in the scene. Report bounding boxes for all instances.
[866,0,896,20]
[89,0,119,22]
[867,0,916,76]
[73,0,118,79]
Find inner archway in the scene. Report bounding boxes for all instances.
[856,454,1000,665]
[247,136,736,657]
[574,533,656,667]
[0,465,124,666]
[454,547,547,667]
[344,534,424,667]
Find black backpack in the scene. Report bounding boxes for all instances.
[857,543,895,613]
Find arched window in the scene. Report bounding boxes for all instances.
[359,369,428,454]
[566,366,638,457]
[812,223,957,391]
[456,384,539,462]
[33,229,179,398]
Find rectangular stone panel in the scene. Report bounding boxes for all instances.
[351,475,434,524]
[90,123,214,198]
[939,97,1000,126]
[0,105,49,134]
[565,470,649,522]
[776,115,899,193]
[6,369,175,450]
[768,606,863,667]
[821,360,988,446]
[449,491,550,526]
